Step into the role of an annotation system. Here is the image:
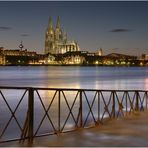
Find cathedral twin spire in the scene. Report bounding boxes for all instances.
[47,16,62,41]
[45,16,80,54]
[56,16,61,29]
[47,16,61,31]
[48,17,53,30]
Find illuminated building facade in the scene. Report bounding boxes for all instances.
[141,54,148,60]
[0,45,47,65]
[95,48,103,56]
[45,16,80,54]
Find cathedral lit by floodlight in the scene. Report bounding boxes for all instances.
[45,16,80,54]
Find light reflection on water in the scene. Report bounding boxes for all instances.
[0,66,147,89]
[145,78,148,90]
[0,66,148,139]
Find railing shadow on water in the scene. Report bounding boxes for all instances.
[0,86,148,143]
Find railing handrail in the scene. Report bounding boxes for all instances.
[0,86,147,92]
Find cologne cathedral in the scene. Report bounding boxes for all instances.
[45,16,80,54]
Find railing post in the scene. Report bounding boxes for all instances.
[79,90,83,127]
[146,92,148,110]
[112,91,116,118]
[58,90,61,133]
[125,91,128,115]
[98,91,101,123]
[135,91,139,111]
[28,87,34,143]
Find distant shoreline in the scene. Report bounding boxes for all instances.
[0,64,148,67]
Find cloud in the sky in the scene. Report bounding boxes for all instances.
[109,28,132,33]
[0,26,12,31]
[21,34,29,37]
[111,48,119,50]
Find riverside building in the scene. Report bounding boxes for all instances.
[0,43,47,65]
[45,16,80,54]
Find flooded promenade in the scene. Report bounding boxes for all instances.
[1,110,148,147]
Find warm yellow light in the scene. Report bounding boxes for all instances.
[140,62,143,66]
[95,61,98,64]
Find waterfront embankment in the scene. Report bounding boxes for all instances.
[1,110,148,147]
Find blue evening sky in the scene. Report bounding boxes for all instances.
[0,1,148,56]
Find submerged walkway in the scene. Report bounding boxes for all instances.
[1,110,148,147]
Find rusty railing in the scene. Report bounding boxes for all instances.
[0,86,147,143]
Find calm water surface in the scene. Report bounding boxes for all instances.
[0,66,148,90]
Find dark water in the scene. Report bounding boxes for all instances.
[0,66,148,90]
[0,66,148,140]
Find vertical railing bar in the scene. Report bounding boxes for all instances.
[58,90,61,132]
[146,92,148,110]
[28,87,34,143]
[114,92,120,118]
[125,91,128,114]
[108,91,113,117]
[79,90,83,127]
[135,91,139,111]
[98,91,101,123]
[112,91,116,118]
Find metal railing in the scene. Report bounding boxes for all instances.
[0,86,148,143]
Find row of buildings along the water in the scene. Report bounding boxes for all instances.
[44,17,148,66]
[0,16,148,66]
[0,43,47,65]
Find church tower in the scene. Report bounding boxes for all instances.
[47,16,54,41]
[55,16,63,41]
[45,17,54,54]
[44,16,80,55]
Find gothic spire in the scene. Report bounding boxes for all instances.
[48,16,53,30]
[56,16,61,29]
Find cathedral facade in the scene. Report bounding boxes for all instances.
[45,16,80,54]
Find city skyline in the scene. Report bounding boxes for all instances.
[0,1,148,56]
